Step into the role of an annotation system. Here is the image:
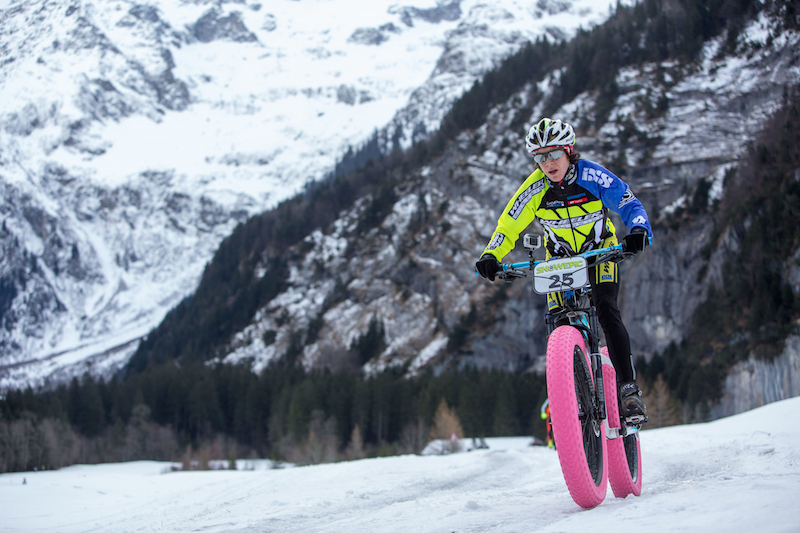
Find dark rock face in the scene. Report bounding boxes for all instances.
[347,1,463,45]
[348,28,389,46]
[0,188,69,359]
[150,67,191,111]
[348,23,401,46]
[192,9,258,43]
[207,17,800,409]
[76,79,134,121]
[396,1,463,27]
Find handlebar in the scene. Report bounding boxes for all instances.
[474,243,635,280]
[505,244,627,272]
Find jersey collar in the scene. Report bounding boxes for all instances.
[546,164,577,188]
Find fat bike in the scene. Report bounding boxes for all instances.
[492,234,645,509]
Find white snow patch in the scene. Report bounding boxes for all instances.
[408,334,448,374]
[1,398,800,531]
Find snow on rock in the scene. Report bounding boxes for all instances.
[211,8,800,390]
[0,0,623,389]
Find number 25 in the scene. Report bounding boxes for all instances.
[548,272,575,289]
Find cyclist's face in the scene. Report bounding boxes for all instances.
[537,148,569,182]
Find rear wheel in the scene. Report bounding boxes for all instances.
[602,347,642,498]
[546,326,607,509]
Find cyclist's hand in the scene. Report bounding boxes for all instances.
[622,227,648,254]
[475,254,501,281]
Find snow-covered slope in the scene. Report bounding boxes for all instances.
[0,0,621,389]
[207,11,800,385]
[2,396,799,532]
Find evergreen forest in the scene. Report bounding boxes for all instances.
[1,364,546,472]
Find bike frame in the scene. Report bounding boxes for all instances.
[545,288,607,423]
[494,244,629,430]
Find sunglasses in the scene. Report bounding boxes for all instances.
[533,149,565,164]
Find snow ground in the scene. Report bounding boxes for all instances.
[1,397,799,532]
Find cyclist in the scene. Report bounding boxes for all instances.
[540,398,554,448]
[475,118,652,422]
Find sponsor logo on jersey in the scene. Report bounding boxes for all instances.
[537,211,605,230]
[508,180,546,220]
[601,274,614,282]
[581,167,613,188]
[632,215,647,226]
[567,194,588,206]
[486,233,505,250]
[545,200,564,208]
[619,188,637,208]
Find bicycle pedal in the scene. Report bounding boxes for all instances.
[625,414,647,425]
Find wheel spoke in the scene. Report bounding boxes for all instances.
[574,346,602,485]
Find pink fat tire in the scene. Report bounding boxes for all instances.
[546,326,607,509]
[601,347,642,498]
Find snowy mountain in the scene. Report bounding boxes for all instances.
[3,396,800,532]
[0,0,623,389]
[110,1,800,420]
[204,8,800,384]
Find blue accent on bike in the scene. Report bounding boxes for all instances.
[474,243,630,277]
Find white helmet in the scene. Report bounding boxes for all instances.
[525,118,576,155]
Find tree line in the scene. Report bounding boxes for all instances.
[0,364,547,473]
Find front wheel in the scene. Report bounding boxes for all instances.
[601,347,642,498]
[546,326,607,509]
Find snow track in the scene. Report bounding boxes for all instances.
[2,398,800,532]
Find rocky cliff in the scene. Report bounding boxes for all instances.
[208,7,800,419]
[710,335,800,419]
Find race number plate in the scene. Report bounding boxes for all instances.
[533,257,589,294]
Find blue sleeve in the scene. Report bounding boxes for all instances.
[575,160,653,237]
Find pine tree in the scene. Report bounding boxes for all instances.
[492,382,519,437]
[352,316,386,365]
[429,399,464,453]
[69,374,106,438]
[344,424,365,461]
[641,374,680,428]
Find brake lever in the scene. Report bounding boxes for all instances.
[498,269,527,284]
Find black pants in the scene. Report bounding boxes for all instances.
[547,245,635,385]
[590,279,635,384]
[552,280,635,383]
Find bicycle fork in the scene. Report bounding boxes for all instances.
[581,307,608,425]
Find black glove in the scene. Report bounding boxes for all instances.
[475,254,501,281]
[622,227,649,254]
